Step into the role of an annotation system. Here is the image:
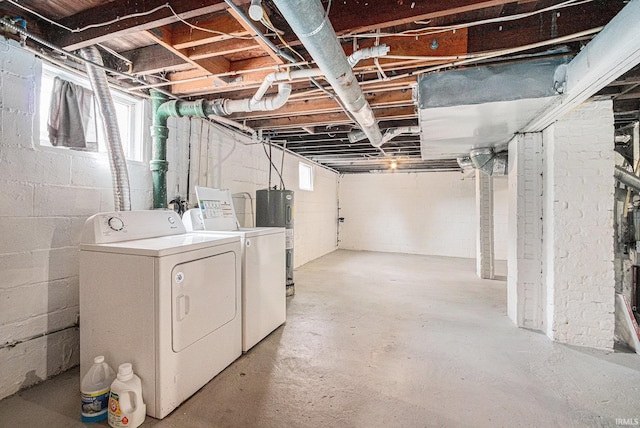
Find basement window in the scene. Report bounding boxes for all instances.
[38,63,145,161]
[299,162,314,191]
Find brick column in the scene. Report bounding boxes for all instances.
[507,133,544,329]
[476,169,494,279]
[542,100,615,350]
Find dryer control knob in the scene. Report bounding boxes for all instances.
[107,216,124,231]
[168,216,176,224]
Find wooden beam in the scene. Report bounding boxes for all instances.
[186,38,261,60]
[467,0,626,52]
[168,56,280,94]
[124,44,190,75]
[226,6,284,64]
[246,106,415,129]
[230,88,414,120]
[52,0,251,50]
[145,28,230,84]
[328,0,522,36]
[171,15,250,50]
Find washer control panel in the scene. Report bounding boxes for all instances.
[81,210,186,244]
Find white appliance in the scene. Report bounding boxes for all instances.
[183,186,286,352]
[79,210,242,419]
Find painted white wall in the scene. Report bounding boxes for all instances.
[338,171,508,259]
[542,100,615,350]
[0,40,153,401]
[0,41,338,400]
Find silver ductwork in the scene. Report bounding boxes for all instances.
[615,166,640,193]
[466,147,508,176]
[80,46,131,211]
[272,0,384,147]
[348,125,419,145]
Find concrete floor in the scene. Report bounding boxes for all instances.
[2,250,640,427]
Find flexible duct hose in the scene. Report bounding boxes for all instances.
[81,46,131,211]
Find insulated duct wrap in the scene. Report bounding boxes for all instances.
[81,46,131,211]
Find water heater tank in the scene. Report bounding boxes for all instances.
[256,189,294,296]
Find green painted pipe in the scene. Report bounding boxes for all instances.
[150,90,169,209]
[150,95,223,209]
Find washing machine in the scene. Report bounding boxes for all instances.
[79,210,242,419]
[182,186,286,352]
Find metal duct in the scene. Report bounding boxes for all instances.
[80,47,131,211]
[348,125,420,146]
[272,0,384,147]
[381,126,420,145]
[615,166,640,193]
[469,147,507,176]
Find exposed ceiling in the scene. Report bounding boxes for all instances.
[0,0,638,173]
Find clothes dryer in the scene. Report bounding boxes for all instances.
[79,210,241,419]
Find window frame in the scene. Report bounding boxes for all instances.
[298,162,314,191]
[38,62,146,162]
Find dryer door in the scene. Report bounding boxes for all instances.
[171,251,237,353]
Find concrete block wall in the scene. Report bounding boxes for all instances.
[338,171,508,259]
[476,170,494,279]
[0,40,152,400]
[542,100,615,350]
[507,133,544,329]
[0,40,338,400]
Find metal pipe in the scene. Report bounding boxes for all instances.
[150,81,292,206]
[615,166,640,193]
[272,0,384,147]
[80,47,131,211]
[150,90,170,209]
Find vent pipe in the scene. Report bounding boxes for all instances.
[467,148,508,176]
[272,0,384,147]
[81,47,131,211]
[615,166,640,193]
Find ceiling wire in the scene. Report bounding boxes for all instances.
[339,0,594,39]
[4,0,254,40]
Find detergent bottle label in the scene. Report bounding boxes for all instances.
[81,387,110,422]
[108,392,129,427]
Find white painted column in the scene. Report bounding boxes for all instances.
[476,170,494,279]
[507,133,544,329]
[542,100,615,350]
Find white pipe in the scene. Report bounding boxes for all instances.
[214,82,292,115]
[347,44,390,68]
[251,45,390,103]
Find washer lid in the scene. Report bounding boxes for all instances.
[80,233,240,257]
